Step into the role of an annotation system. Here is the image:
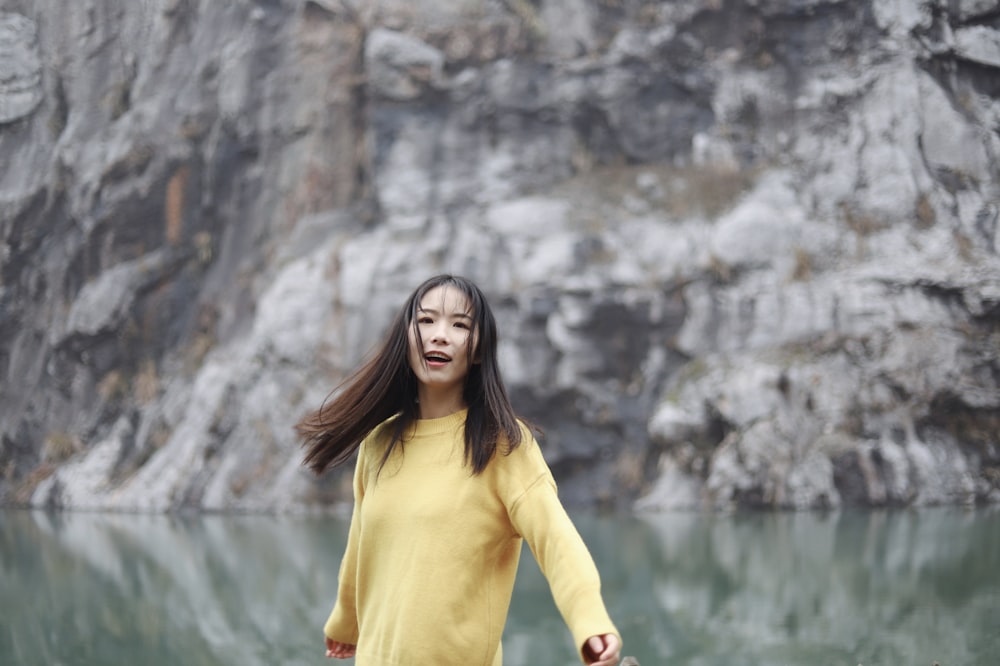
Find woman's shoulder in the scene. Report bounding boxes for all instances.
[359,413,401,452]
[496,418,548,469]
[505,415,537,441]
[374,412,402,436]
[490,419,556,504]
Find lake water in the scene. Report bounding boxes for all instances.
[2,506,998,665]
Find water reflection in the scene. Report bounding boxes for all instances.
[2,507,998,665]
[510,509,1000,666]
[0,511,342,666]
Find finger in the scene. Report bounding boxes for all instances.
[332,643,357,659]
[600,633,621,657]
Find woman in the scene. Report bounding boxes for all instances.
[297,274,621,666]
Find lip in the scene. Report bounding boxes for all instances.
[424,351,452,365]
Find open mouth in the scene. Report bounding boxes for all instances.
[425,352,451,365]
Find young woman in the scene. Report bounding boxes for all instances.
[297,274,622,666]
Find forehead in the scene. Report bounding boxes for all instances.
[418,285,473,314]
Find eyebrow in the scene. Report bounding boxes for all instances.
[417,307,473,320]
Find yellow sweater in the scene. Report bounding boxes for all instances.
[323,409,619,665]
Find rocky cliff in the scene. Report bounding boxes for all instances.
[1,0,998,512]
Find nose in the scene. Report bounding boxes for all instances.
[428,321,449,344]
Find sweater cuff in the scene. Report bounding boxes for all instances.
[570,608,619,664]
[323,604,360,644]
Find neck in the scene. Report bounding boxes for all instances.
[416,386,466,420]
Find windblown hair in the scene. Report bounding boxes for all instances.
[296,274,524,476]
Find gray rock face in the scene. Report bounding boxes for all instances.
[0,12,42,124]
[1,0,998,512]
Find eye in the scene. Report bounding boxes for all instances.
[417,316,433,325]
[453,321,469,330]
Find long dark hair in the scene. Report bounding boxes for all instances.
[296,274,524,475]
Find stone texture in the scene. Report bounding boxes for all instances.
[0,12,42,123]
[1,0,998,512]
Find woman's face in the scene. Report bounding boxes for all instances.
[407,285,478,398]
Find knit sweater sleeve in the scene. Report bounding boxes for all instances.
[502,434,619,663]
[322,440,366,644]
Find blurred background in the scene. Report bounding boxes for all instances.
[2,1,1000,664]
[2,0,998,513]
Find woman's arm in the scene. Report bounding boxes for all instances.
[504,440,621,664]
[322,445,367,646]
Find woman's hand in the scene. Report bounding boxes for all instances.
[582,633,621,666]
[325,636,357,659]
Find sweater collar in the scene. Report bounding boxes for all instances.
[406,408,468,438]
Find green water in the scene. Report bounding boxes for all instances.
[1,507,998,665]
